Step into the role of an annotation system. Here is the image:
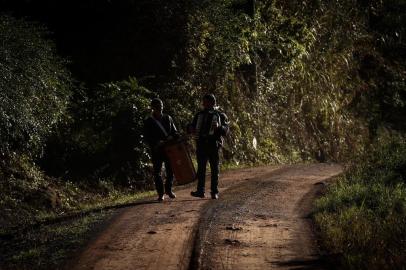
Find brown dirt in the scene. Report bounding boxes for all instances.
[70,164,342,270]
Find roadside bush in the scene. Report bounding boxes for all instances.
[0,15,72,157]
[0,15,73,230]
[41,78,153,187]
[0,153,48,230]
[314,136,406,269]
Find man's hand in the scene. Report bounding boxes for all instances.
[187,124,196,134]
[154,140,165,151]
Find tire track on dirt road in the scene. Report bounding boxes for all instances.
[69,164,341,270]
[192,164,342,270]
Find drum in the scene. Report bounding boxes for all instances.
[163,137,196,185]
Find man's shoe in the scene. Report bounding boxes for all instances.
[165,191,176,199]
[191,191,205,198]
[157,195,165,202]
[211,193,219,200]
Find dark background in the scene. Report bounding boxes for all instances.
[0,0,188,85]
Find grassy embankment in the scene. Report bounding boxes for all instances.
[0,157,250,270]
[1,187,155,270]
[314,136,406,270]
[0,158,156,270]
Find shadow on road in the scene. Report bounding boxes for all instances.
[271,258,325,270]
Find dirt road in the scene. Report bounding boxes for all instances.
[70,164,342,270]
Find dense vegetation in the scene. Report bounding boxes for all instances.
[0,15,72,229]
[315,137,406,269]
[0,0,405,268]
[0,16,72,157]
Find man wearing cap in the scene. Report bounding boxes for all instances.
[143,98,178,202]
[188,94,229,199]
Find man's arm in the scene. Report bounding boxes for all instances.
[187,112,199,134]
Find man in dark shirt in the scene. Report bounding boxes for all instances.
[188,94,229,199]
[143,98,178,201]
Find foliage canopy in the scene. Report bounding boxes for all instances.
[0,15,72,157]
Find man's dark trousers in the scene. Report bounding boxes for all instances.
[152,152,173,196]
[196,142,220,194]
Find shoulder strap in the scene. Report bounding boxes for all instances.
[150,115,168,137]
[212,110,223,125]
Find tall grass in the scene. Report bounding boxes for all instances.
[314,135,406,270]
